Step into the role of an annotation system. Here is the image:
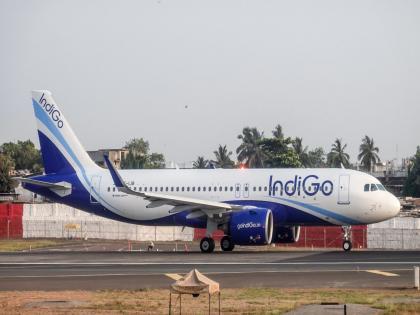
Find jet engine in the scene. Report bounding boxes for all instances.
[229,208,273,245]
[272,226,301,243]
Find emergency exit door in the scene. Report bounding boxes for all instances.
[90,175,101,203]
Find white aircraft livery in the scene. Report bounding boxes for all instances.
[16,91,401,252]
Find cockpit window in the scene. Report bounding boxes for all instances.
[370,184,378,191]
[377,184,386,191]
[364,184,370,192]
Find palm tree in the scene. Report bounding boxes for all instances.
[213,145,234,168]
[358,135,380,172]
[193,156,208,169]
[292,137,309,167]
[327,138,350,167]
[272,124,284,139]
[236,127,267,168]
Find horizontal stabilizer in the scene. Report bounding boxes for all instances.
[13,177,72,197]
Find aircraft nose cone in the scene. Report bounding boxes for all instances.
[388,194,401,218]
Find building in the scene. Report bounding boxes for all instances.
[87,149,129,169]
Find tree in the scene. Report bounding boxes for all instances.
[120,138,165,169]
[236,127,267,168]
[307,147,326,168]
[0,154,14,193]
[260,137,302,168]
[327,138,350,168]
[292,137,310,167]
[403,146,420,197]
[358,135,380,172]
[193,156,208,169]
[213,145,234,168]
[0,140,42,172]
[272,124,284,140]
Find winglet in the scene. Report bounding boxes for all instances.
[104,154,126,188]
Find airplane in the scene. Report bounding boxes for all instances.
[15,90,401,253]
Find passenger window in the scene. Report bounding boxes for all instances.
[171,187,174,192]
[112,187,115,192]
[258,187,262,192]
[370,184,378,191]
[155,187,158,192]
[364,184,369,192]
[176,187,179,192]
[145,187,148,192]
[264,186,267,191]
[187,187,190,192]
[192,187,195,192]
[203,187,206,192]
[214,187,217,192]
[230,186,233,191]
[182,187,185,192]
[165,187,168,192]
[107,187,110,192]
[160,187,163,192]
[245,186,248,191]
[150,187,153,191]
[253,186,256,192]
[139,187,142,192]
[133,187,137,191]
[224,186,228,191]
[198,187,201,192]
[219,187,222,192]
[208,186,211,191]
[236,186,240,192]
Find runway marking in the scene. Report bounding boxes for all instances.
[366,270,399,277]
[0,262,419,265]
[0,269,411,279]
[165,273,182,280]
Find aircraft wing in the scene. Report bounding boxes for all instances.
[104,155,243,216]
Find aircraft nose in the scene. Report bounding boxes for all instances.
[388,194,401,218]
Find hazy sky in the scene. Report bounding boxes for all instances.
[1,0,419,165]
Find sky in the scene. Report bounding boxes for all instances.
[1,0,419,166]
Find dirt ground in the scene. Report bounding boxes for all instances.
[1,288,420,314]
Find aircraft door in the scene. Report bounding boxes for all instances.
[235,183,241,198]
[90,175,101,204]
[338,175,350,205]
[244,183,249,198]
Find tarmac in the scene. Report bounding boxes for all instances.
[1,248,420,291]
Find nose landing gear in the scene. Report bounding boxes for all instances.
[342,225,352,251]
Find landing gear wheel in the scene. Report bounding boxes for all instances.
[220,236,235,252]
[200,237,215,253]
[342,240,352,252]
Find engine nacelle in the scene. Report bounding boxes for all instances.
[229,208,273,245]
[272,226,301,243]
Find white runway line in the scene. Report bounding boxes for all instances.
[365,270,399,277]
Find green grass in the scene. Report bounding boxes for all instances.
[0,239,67,252]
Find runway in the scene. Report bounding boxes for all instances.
[1,250,420,291]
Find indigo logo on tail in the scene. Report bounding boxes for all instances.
[39,93,64,128]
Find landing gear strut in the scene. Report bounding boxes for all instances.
[200,237,215,253]
[220,236,235,251]
[342,226,352,252]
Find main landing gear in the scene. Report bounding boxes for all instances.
[200,237,215,253]
[220,235,235,252]
[199,236,235,253]
[342,225,352,252]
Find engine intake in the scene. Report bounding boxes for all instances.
[272,226,301,243]
[229,208,273,245]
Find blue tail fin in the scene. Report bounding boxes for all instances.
[32,90,99,175]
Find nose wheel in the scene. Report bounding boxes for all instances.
[220,235,235,251]
[200,237,215,253]
[342,226,352,252]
